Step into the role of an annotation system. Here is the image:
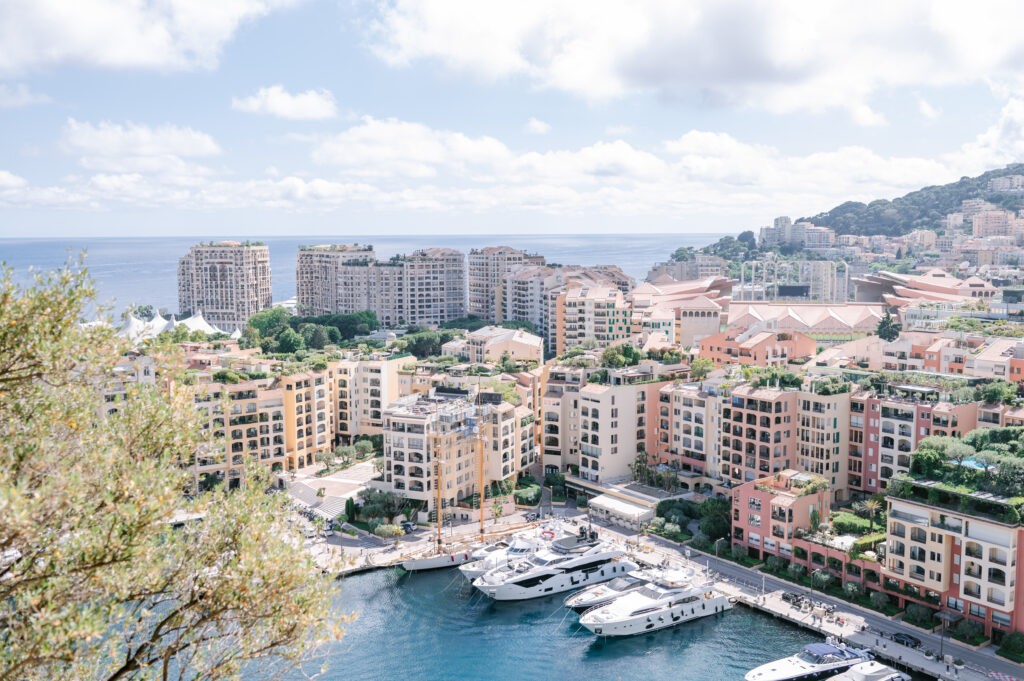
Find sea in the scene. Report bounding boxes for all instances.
[0,233,729,315]
[295,568,816,681]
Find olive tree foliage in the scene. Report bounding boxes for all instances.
[0,265,344,681]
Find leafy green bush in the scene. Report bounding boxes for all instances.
[998,632,1024,663]
[830,511,871,535]
[373,524,405,538]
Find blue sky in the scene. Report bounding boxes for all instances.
[2,1,1024,237]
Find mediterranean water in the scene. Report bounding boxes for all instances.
[0,233,730,315]
[297,568,818,681]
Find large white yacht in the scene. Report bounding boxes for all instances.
[563,571,653,612]
[827,661,910,681]
[459,535,545,580]
[578,570,731,636]
[745,640,873,681]
[473,528,635,601]
[400,545,475,572]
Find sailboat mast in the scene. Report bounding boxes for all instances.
[433,436,442,549]
[478,392,486,537]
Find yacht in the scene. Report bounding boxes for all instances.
[827,661,910,681]
[459,535,545,580]
[473,528,635,601]
[400,545,475,572]
[578,570,731,636]
[745,640,873,681]
[564,571,653,612]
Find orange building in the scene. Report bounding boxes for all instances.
[699,327,817,367]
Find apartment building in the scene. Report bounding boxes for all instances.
[885,490,1023,639]
[335,350,410,444]
[177,241,272,332]
[645,255,729,282]
[540,363,591,476]
[99,352,156,416]
[295,244,375,315]
[656,382,723,492]
[731,469,830,562]
[577,370,671,485]
[797,390,850,502]
[327,248,466,327]
[380,391,530,519]
[850,389,978,495]
[281,367,336,471]
[553,283,632,356]
[192,377,287,488]
[721,385,798,488]
[467,246,544,321]
[441,326,544,365]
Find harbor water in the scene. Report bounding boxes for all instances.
[293,568,821,681]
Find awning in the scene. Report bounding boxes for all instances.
[588,494,654,523]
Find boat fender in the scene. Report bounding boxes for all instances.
[541,530,555,540]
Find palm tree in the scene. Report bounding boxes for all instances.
[854,498,883,533]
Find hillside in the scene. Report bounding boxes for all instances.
[799,163,1024,236]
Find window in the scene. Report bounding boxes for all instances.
[969,603,986,619]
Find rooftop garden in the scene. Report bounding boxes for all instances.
[890,427,1024,522]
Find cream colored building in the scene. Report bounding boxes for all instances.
[333,248,467,327]
[334,350,410,443]
[468,246,544,321]
[295,244,376,315]
[553,283,632,356]
[177,241,272,332]
[441,326,544,365]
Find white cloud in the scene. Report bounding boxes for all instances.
[0,83,48,108]
[231,85,337,120]
[918,96,940,120]
[525,117,550,134]
[0,170,27,188]
[0,0,298,75]
[312,116,512,178]
[7,101,1024,222]
[60,118,221,176]
[368,1,1024,125]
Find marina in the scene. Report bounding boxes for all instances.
[314,518,999,681]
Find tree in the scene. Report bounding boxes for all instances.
[0,265,340,680]
[788,563,805,579]
[491,498,504,524]
[845,581,863,597]
[689,357,715,381]
[354,439,375,458]
[978,380,1019,405]
[876,309,902,342]
[358,489,404,523]
[853,498,883,533]
[869,590,889,610]
[276,327,305,354]
[345,496,358,521]
[812,569,832,590]
[247,307,292,338]
[335,445,356,466]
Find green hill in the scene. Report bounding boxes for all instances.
[799,163,1024,237]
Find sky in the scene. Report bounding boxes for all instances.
[4,1,1024,237]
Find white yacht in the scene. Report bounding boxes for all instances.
[745,640,873,681]
[400,545,474,572]
[473,528,635,601]
[564,571,653,612]
[578,570,731,636]
[827,661,910,681]
[459,535,545,580]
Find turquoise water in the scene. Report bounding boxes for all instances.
[297,568,818,681]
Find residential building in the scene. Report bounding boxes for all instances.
[553,283,632,356]
[657,382,723,493]
[467,246,544,321]
[731,470,831,564]
[646,255,729,282]
[177,241,272,332]
[721,386,798,487]
[441,326,544,365]
[295,244,376,315]
[332,248,467,327]
[885,489,1023,639]
[281,366,336,470]
[335,350,411,444]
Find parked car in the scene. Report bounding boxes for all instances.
[302,526,316,539]
[401,521,416,534]
[524,512,539,522]
[321,527,334,537]
[892,633,922,648]
[781,592,802,605]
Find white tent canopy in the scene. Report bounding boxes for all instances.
[587,494,654,530]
